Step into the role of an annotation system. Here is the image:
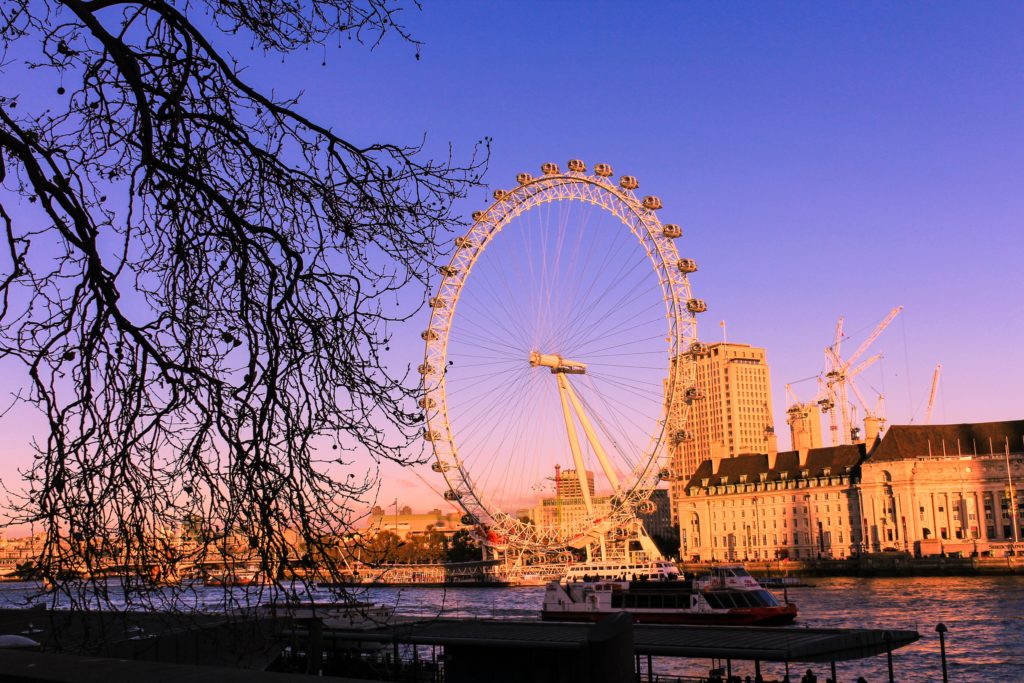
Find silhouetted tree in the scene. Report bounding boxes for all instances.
[0,0,485,608]
[445,529,480,563]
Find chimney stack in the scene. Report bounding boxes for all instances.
[864,416,882,451]
[710,442,727,476]
[766,428,779,470]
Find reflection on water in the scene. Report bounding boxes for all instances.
[2,576,1022,682]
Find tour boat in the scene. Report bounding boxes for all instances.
[541,565,798,626]
[563,558,680,582]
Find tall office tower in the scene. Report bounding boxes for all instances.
[669,343,776,517]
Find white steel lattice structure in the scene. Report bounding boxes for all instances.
[419,161,704,553]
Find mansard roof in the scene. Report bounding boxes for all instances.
[685,443,867,489]
[869,420,1024,462]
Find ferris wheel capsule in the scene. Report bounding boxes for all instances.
[619,176,639,190]
[677,258,698,274]
[594,163,613,177]
[419,397,437,409]
[443,490,462,501]
[567,159,586,172]
[431,460,451,473]
[636,500,657,515]
[686,298,708,313]
[417,363,435,375]
[460,514,477,525]
[454,236,474,248]
[673,430,694,444]
[685,387,705,403]
[688,341,710,357]
[541,162,560,175]
[516,172,534,184]
[493,189,509,201]
[439,265,459,277]
[421,329,438,342]
[662,224,682,239]
[472,210,488,222]
[429,297,447,308]
[424,429,441,442]
[657,467,672,480]
[642,196,663,210]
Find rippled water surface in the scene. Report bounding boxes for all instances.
[2,576,1022,682]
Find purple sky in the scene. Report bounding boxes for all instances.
[2,2,1022,519]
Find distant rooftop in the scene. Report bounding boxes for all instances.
[870,420,1024,462]
[686,444,866,489]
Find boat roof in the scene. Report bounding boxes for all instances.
[324,618,920,663]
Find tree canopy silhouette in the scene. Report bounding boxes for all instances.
[0,0,485,606]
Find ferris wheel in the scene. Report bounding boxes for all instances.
[420,160,705,553]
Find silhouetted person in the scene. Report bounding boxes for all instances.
[802,669,817,683]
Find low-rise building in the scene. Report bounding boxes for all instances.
[678,420,1024,561]
[679,444,866,561]
[862,421,1024,556]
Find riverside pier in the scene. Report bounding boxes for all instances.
[0,606,924,683]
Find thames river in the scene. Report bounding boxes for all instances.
[2,576,1022,682]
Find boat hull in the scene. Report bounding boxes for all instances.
[541,603,798,626]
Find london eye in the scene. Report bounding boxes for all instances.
[420,160,704,553]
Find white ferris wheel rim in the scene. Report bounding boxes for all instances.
[419,162,701,552]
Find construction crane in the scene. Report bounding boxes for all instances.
[822,306,903,446]
[925,364,942,424]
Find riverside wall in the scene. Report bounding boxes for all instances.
[682,554,1024,577]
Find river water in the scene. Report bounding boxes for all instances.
[2,576,1021,682]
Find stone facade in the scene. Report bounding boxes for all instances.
[678,420,1024,561]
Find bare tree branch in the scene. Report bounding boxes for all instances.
[0,0,487,610]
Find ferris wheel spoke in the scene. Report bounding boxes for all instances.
[571,312,667,360]
[547,245,652,352]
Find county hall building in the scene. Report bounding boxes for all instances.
[677,420,1024,561]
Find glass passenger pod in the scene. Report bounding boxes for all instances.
[417,363,435,375]
[443,490,462,501]
[686,298,707,313]
[516,172,533,185]
[454,236,474,248]
[421,329,439,342]
[684,386,705,403]
[423,429,441,442]
[677,258,698,274]
[593,163,614,177]
[418,397,437,409]
[438,265,459,277]
[541,162,561,175]
[688,341,709,357]
[431,461,451,473]
[642,196,662,210]
[471,210,489,222]
[429,297,446,308]
[662,223,682,239]
[492,189,508,201]
[672,430,693,444]
[567,159,586,173]
[460,514,476,525]
[636,500,657,515]
[657,467,672,481]
[619,175,639,190]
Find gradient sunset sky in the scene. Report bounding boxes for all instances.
[1,2,1022,517]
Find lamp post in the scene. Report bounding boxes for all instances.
[935,623,949,683]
